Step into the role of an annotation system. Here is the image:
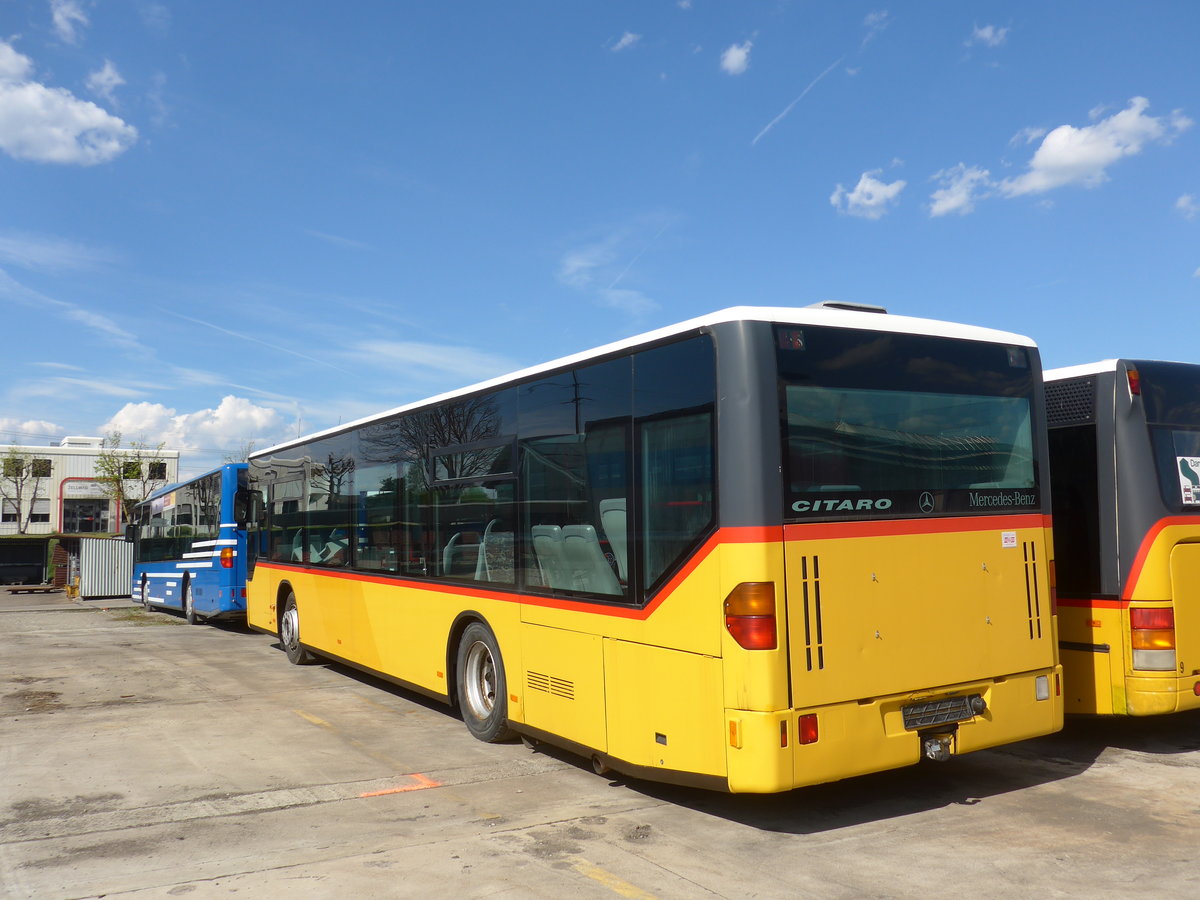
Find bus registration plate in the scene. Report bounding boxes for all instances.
[901,695,980,731]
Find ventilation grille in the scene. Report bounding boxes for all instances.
[1045,376,1096,427]
[798,555,825,671]
[1023,541,1043,640]
[527,671,574,700]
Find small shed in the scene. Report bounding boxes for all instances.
[78,537,133,599]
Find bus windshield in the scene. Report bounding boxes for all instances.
[777,325,1039,520]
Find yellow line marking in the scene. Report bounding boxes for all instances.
[570,857,658,899]
[293,710,332,728]
[359,773,442,797]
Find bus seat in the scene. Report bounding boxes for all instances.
[561,524,621,595]
[531,525,570,589]
[477,520,514,583]
[598,498,627,581]
[442,531,480,577]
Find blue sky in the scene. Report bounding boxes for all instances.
[1,1,1197,478]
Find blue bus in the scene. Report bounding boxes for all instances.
[127,462,252,624]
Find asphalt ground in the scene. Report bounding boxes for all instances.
[2,598,1199,899]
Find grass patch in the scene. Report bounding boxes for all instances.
[104,607,183,626]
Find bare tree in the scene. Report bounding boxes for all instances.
[94,431,171,525]
[0,446,48,534]
[224,440,257,464]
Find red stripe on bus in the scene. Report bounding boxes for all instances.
[255,526,781,621]
[1122,516,1200,601]
[1056,597,1128,610]
[783,514,1050,541]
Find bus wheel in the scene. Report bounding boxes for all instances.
[280,593,314,665]
[456,622,514,743]
[184,582,199,625]
[140,577,153,611]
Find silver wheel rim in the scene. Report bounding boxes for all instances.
[282,605,299,648]
[142,581,149,605]
[184,586,192,617]
[463,640,497,721]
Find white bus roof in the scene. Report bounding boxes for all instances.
[1045,358,1199,381]
[1043,360,1120,381]
[254,305,1037,459]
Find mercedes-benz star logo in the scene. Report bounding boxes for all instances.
[918,492,935,514]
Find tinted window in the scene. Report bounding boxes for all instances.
[304,435,356,568]
[1048,425,1102,596]
[635,337,716,592]
[518,358,632,599]
[778,326,1039,521]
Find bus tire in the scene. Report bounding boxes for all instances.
[184,582,199,625]
[280,593,314,665]
[456,622,514,743]
[140,577,152,611]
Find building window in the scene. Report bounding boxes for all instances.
[31,458,52,478]
[29,498,50,524]
[122,461,142,479]
[1,499,17,523]
[148,461,167,480]
[2,458,23,478]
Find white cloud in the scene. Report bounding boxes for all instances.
[349,340,518,384]
[0,267,147,353]
[1009,126,1048,147]
[862,10,890,48]
[557,220,671,318]
[0,42,33,81]
[1000,97,1192,197]
[967,24,1009,48]
[102,396,289,453]
[611,32,641,53]
[1176,194,1199,221]
[929,164,992,217]
[86,60,126,105]
[830,170,906,219]
[0,230,115,271]
[0,40,138,165]
[720,41,752,75]
[0,418,63,442]
[51,0,89,44]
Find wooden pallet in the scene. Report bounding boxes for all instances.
[5,585,61,594]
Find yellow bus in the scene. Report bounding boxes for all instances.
[245,304,1062,792]
[1046,359,1200,715]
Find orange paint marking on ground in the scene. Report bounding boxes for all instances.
[359,773,441,797]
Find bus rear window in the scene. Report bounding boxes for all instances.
[777,327,1039,521]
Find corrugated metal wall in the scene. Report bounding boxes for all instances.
[79,538,134,599]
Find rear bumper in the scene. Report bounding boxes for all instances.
[1124,674,1200,715]
[725,665,1064,793]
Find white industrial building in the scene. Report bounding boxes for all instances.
[0,436,180,536]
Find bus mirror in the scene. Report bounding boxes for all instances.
[123,524,138,543]
[235,489,264,529]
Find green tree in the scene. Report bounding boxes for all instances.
[94,431,170,525]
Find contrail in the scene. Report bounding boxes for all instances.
[608,222,670,290]
[752,56,844,146]
[161,309,354,375]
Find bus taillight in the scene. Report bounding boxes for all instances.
[220,547,234,569]
[1126,365,1141,396]
[724,583,777,650]
[1131,607,1176,671]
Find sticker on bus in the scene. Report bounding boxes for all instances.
[1177,456,1200,504]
